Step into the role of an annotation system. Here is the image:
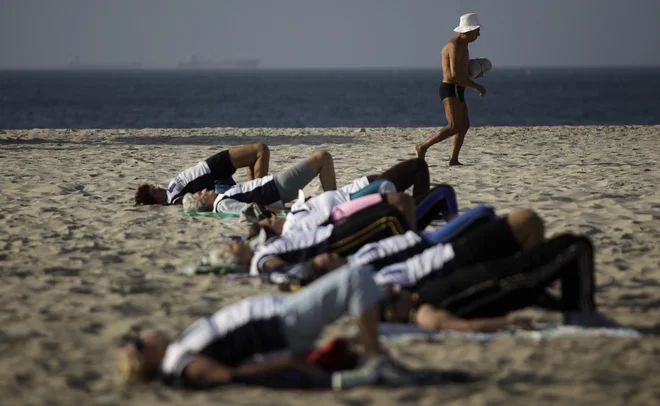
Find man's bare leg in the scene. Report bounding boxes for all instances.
[448,103,469,166]
[227,143,270,180]
[449,132,466,166]
[415,98,464,161]
[306,151,337,191]
[373,158,430,197]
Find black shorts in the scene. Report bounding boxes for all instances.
[448,216,521,270]
[205,150,237,181]
[327,199,410,257]
[439,82,466,104]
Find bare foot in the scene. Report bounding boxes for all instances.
[414,144,426,160]
[448,160,463,166]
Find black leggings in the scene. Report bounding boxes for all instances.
[416,234,596,318]
[368,158,430,198]
[414,184,459,229]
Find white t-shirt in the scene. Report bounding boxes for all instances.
[251,224,456,288]
[370,243,456,287]
[349,231,428,266]
[160,295,288,385]
[288,176,369,212]
[166,162,214,204]
[250,225,335,275]
[283,177,395,235]
[213,175,284,214]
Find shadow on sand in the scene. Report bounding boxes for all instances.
[112,134,364,146]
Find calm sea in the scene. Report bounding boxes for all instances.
[1,68,659,129]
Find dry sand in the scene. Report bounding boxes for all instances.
[1,126,660,405]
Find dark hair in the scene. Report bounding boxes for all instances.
[135,184,156,205]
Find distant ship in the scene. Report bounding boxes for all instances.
[63,57,142,70]
[178,55,260,70]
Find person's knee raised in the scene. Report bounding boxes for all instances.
[415,157,429,172]
[572,235,594,255]
[256,143,270,157]
[311,150,333,166]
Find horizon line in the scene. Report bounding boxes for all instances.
[1,64,660,71]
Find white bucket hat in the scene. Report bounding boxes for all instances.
[454,13,481,33]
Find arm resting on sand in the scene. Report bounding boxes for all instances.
[183,354,323,384]
[415,305,515,333]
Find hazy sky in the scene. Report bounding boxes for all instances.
[1,0,659,68]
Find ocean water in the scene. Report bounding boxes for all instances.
[1,68,659,129]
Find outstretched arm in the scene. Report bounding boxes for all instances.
[183,354,324,385]
[415,305,529,333]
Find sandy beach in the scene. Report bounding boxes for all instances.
[2,125,660,405]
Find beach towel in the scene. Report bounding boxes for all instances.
[183,211,241,218]
[182,210,286,229]
[183,211,287,218]
[347,323,641,343]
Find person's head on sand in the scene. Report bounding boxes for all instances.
[454,13,481,43]
[117,331,170,385]
[223,240,255,266]
[135,184,168,205]
[183,189,217,212]
[197,241,255,274]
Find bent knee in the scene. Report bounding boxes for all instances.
[413,157,428,170]
[256,143,270,156]
[312,150,333,163]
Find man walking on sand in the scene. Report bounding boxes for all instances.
[415,13,486,166]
